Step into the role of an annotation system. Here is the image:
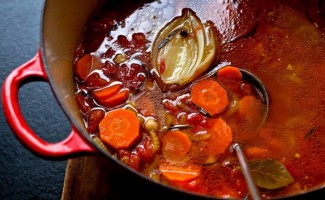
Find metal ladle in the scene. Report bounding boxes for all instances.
[199,66,269,200]
[181,66,269,199]
[232,68,269,200]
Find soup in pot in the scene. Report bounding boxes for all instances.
[73,0,325,198]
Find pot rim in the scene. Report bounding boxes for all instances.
[38,0,325,199]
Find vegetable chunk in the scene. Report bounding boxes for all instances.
[99,109,140,149]
[191,79,229,116]
[162,130,192,162]
[160,163,202,182]
[205,118,233,156]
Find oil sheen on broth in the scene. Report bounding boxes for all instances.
[73,0,325,199]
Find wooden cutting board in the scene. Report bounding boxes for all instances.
[60,155,190,200]
[61,155,150,200]
[61,155,115,200]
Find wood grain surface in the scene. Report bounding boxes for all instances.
[61,156,114,200]
[61,155,165,200]
[60,155,205,200]
[61,155,150,200]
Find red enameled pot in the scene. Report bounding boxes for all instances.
[2,0,324,199]
[1,0,208,199]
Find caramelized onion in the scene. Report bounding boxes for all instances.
[151,9,219,87]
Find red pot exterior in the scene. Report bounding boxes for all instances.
[1,50,97,157]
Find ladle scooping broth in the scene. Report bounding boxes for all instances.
[219,66,269,200]
[73,0,325,199]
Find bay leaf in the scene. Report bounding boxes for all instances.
[248,158,294,190]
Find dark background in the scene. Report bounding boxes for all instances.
[0,1,70,199]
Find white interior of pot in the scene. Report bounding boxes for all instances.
[41,0,103,136]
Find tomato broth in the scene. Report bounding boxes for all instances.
[73,0,325,198]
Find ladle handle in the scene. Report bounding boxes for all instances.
[233,143,262,200]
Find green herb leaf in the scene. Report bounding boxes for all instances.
[248,159,294,190]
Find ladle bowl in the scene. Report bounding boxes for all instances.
[239,68,269,124]
[198,65,270,124]
[217,66,270,200]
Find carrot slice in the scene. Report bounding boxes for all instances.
[99,90,129,108]
[245,146,269,159]
[99,108,140,149]
[238,95,264,129]
[217,66,244,96]
[159,163,201,182]
[93,84,122,101]
[75,54,102,81]
[162,130,192,162]
[217,66,243,81]
[191,79,229,116]
[205,118,233,156]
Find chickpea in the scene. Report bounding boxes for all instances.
[144,118,160,152]
[145,118,158,132]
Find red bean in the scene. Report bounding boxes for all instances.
[116,35,130,47]
[116,63,146,90]
[186,113,209,127]
[136,137,154,163]
[131,33,147,47]
[75,93,91,114]
[128,152,141,170]
[103,47,115,59]
[87,109,105,133]
[137,52,151,65]
[103,61,118,75]
[118,150,140,170]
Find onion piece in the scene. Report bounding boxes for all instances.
[151,9,219,86]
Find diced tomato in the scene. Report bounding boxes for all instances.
[85,72,110,88]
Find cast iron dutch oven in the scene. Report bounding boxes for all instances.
[2,0,325,199]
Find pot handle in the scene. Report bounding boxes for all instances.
[2,51,97,157]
